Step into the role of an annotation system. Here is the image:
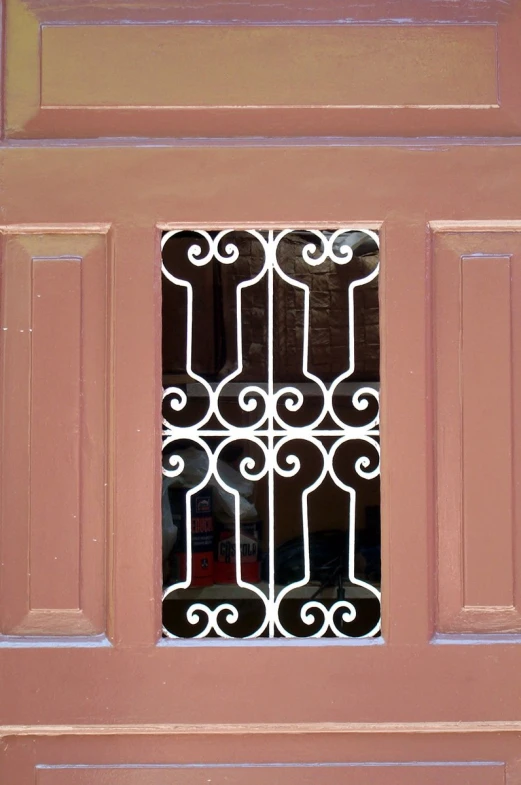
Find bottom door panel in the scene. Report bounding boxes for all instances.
[0,732,514,785]
[36,762,505,785]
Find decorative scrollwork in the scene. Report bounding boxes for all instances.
[162,228,381,639]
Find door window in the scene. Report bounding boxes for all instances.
[161,229,381,639]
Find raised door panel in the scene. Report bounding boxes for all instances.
[0,731,513,785]
[4,0,520,138]
[41,25,496,107]
[0,228,110,636]
[35,763,505,785]
[432,225,521,634]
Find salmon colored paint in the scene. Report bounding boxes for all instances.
[2,0,521,780]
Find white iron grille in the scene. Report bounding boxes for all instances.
[161,229,380,639]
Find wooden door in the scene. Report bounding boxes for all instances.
[2,0,521,781]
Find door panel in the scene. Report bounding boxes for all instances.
[0,229,109,636]
[0,730,518,785]
[41,25,496,106]
[5,0,521,138]
[433,227,521,634]
[33,763,507,785]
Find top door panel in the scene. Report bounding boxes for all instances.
[4,0,521,139]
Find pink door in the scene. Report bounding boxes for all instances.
[2,0,521,782]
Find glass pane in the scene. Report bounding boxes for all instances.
[161,229,380,639]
